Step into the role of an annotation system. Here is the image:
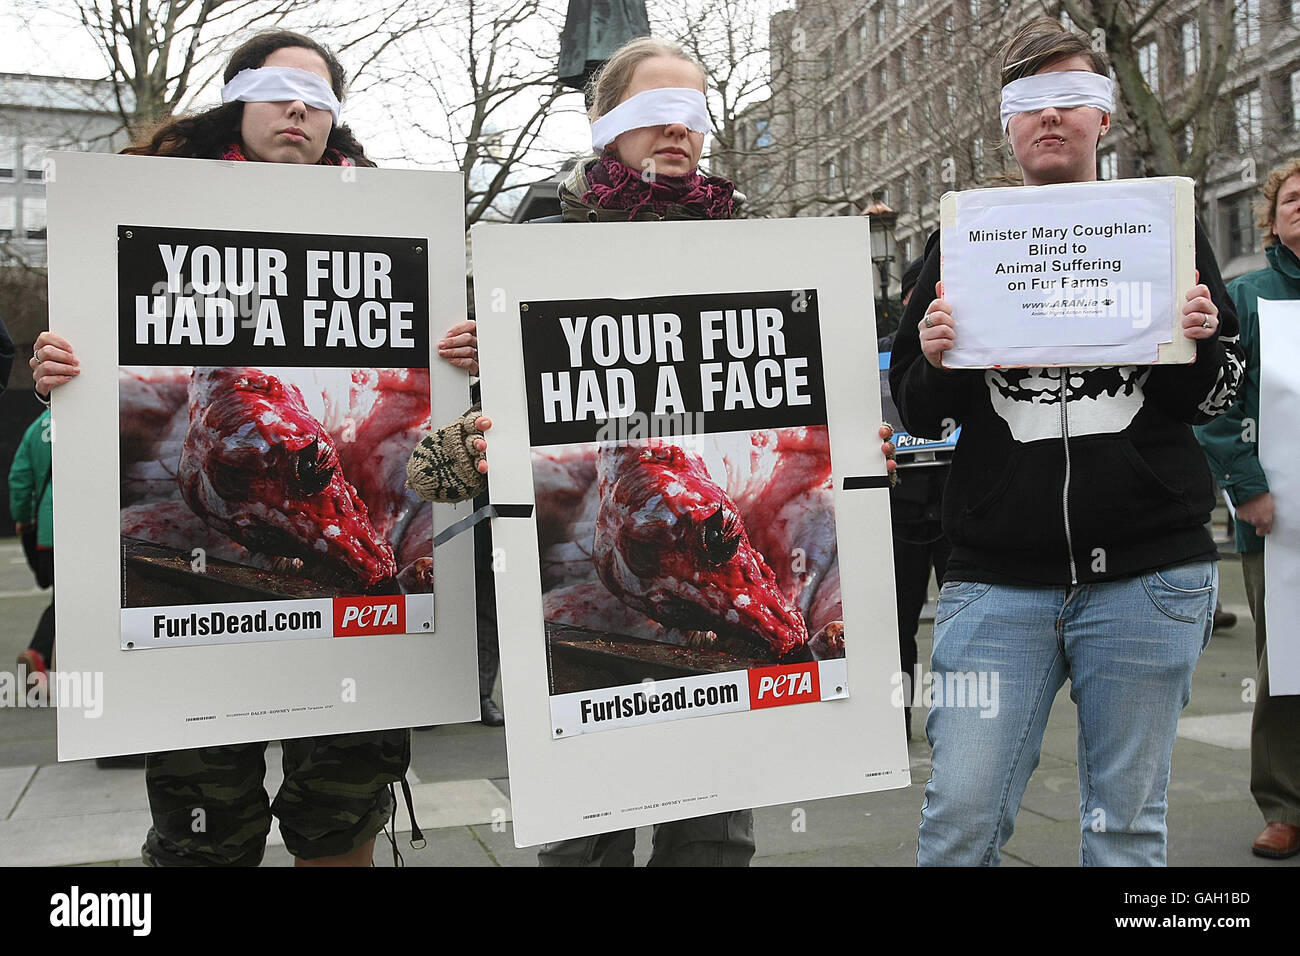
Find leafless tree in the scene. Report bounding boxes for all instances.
[369,0,575,225]
[13,0,443,131]
[1055,0,1237,185]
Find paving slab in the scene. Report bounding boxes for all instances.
[11,759,146,819]
[1167,798,1300,868]
[0,808,154,866]
[0,764,35,818]
[1177,712,1252,750]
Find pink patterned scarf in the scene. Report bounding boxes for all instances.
[582,152,735,220]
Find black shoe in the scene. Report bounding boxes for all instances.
[480,697,505,727]
[1213,607,1238,631]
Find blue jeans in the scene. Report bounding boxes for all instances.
[916,561,1216,867]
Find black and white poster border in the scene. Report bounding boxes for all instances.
[47,152,481,759]
[473,215,909,848]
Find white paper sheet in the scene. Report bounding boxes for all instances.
[1258,299,1300,695]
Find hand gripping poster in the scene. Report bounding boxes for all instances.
[46,153,480,759]
[474,217,909,846]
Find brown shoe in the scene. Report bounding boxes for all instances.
[1252,822,1300,859]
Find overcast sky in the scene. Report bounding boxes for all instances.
[0,1,600,179]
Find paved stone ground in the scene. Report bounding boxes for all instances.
[1,537,1294,867]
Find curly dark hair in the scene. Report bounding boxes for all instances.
[122,31,376,167]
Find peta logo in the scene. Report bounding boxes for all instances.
[333,596,404,636]
[748,662,819,710]
[49,886,151,936]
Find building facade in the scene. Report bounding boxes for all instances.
[724,1,1300,296]
[0,72,130,270]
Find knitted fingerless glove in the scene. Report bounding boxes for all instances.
[407,405,489,503]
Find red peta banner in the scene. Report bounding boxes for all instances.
[333,596,405,636]
[748,661,820,709]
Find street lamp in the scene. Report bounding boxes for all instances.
[863,191,899,335]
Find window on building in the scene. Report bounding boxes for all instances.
[1175,124,1193,161]
[23,196,46,240]
[822,46,834,77]
[897,51,908,84]
[0,136,16,179]
[1139,42,1159,93]
[1181,19,1200,76]
[972,137,986,181]
[970,0,982,34]
[878,63,889,95]
[826,105,836,133]
[918,162,933,206]
[898,110,910,137]
[754,119,772,148]
[857,18,868,54]
[1283,0,1297,25]
[827,160,838,194]
[22,142,45,180]
[900,175,911,207]
[882,123,890,155]
[1236,86,1264,147]
[1279,74,1297,132]
[875,4,887,41]
[944,15,956,53]
[947,85,958,117]
[1292,71,1300,130]
[837,32,848,65]
[1226,192,1256,257]
[857,76,869,110]
[920,31,930,56]
[1235,0,1260,49]
[0,197,15,237]
[1099,151,1118,180]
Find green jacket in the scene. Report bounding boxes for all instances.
[9,409,53,548]
[1194,242,1300,553]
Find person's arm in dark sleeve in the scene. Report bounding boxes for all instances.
[888,232,977,438]
[0,314,13,394]
[1143,218,1245,425]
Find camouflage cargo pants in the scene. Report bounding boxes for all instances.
[141,729,410,866]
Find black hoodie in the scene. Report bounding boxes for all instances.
[888,220,1244,586]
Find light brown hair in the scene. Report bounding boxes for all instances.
[587,37,706,122]
[999,17,1110,86]
[1257,158,1300,248]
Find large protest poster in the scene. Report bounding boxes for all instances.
[474,217,908,846]
[47,153,481,759]
[1258,299,1300,695]
[939,177,1197,368]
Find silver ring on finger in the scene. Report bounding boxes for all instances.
[925,313,934,329]
[1202,316,1212,329]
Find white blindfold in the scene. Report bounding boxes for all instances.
[221,66,342,124]
[1000,70,1113,132]
[591,87,711,151]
